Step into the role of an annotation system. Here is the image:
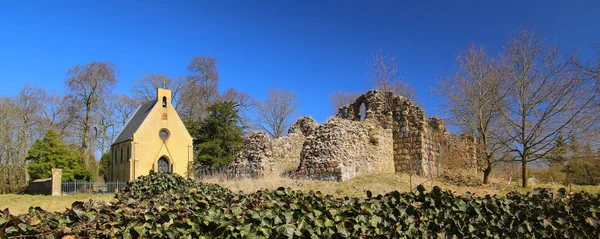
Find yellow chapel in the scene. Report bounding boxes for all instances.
[108,88,194,181]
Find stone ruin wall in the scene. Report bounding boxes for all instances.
[230,90,477,181]
[229,131,274,178]
[293,118,394,181]
[334,90,476,178]
[270,117,318,165]
[229,117,318,178]
[391,99,429,176]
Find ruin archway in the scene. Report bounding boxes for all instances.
[358,103,366,120]
[350,96,368,121]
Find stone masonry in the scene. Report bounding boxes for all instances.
[295,90,476,180]
[230,90,476,181]
[271,117,319,164]
[293,118,394,181]
[229,117,318,177]
[229,132,274,178]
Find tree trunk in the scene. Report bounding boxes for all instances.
[21,122,28,165]
[521,159,527,187]
[82,107,91,150]
[82,104,91,167]
[482,166,492,184]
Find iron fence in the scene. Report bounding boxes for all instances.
[194,166,264,180]
[61,181,128,195]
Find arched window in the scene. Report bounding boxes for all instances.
[162,96,167,108]
[158,157,170,173]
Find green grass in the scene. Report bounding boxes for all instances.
[0,194,114,215]
[206,172,600,197]
[204,171,600,198]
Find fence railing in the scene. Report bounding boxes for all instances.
[194,166,263,180]
[61,181,128,195]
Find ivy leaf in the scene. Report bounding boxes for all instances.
[71,201,86,218]
[134,225,147,236]
[417,185,426,193]
[29,216,41,226]
[324,218,334,228]
[4,226,18,235]
[369,216,382,227]
[277,224,296,238]
[337,223,350,237]
[586,217,599,227]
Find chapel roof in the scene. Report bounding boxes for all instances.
[112,99,156,145]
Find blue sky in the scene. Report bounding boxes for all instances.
[1,0,599,124]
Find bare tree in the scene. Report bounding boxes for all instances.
[132,72,184,110]
[179,56,220,121]
[437,45,508,184]
[56,94,82,145]
[0,97,27,192]
[0,97,20,166]
[35,90,82,142]
[65,61,118,166]
[40,91,65,129]
[220,88,254,109]
[219,88,255,129]
[497,29,596,187]
[574,45,600,138]
[113,95,139,127]
[329,91,361,114]
[94,97,117,154]
[368,49,416,100]
[256,88,299,138]
[15,85,47,163]
[0,86,46,189]
[576,45,600,80]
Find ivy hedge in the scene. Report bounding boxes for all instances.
[1,171,599,238]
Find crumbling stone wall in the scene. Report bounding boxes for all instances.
[337,90,396,129]
[288,116,319,137]
[229,132,274,178]
[293,118,394,181]
[391,99,429,176]
[230,117,318,177]
[231,90,476,181]
[271,117,318,164]
[294,90,476,180]
[270,133,305,164]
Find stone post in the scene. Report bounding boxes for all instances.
[51,168,62,196]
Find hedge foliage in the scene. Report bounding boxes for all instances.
[1,171,599,238]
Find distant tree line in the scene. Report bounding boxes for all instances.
[0,56,299,193]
